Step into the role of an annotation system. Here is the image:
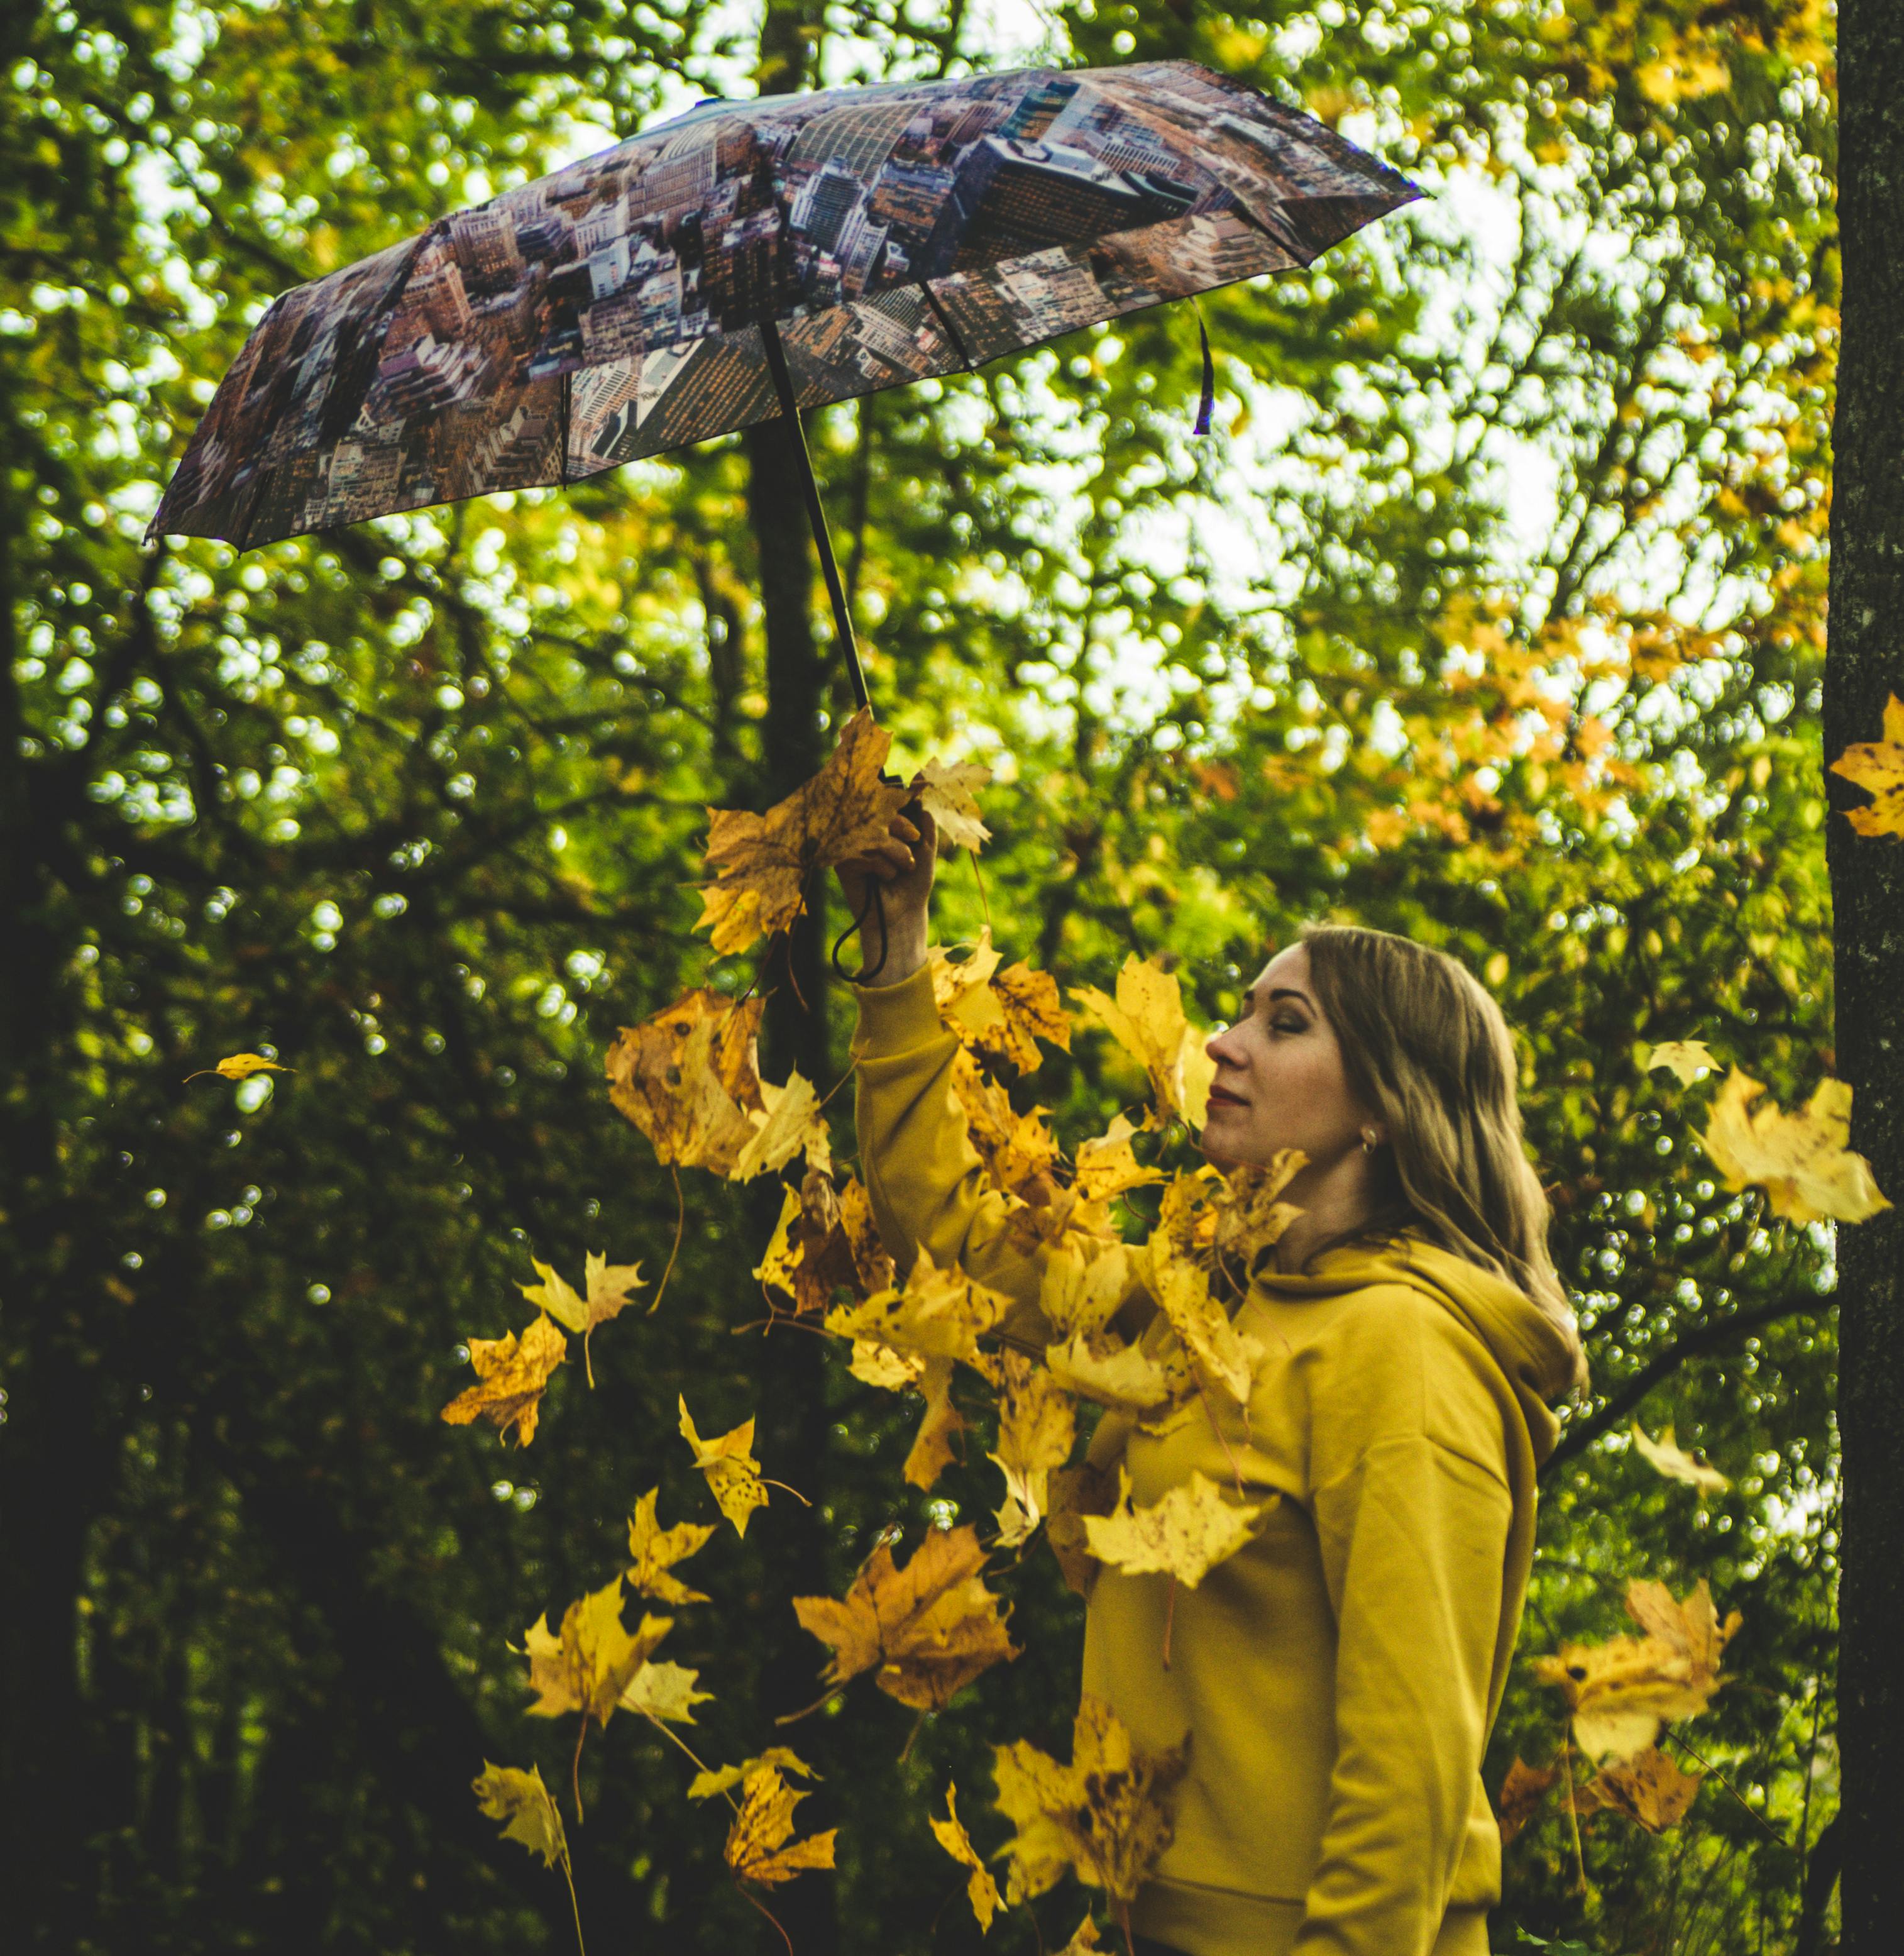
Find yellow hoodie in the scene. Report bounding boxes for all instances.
[850,964,1577,1956]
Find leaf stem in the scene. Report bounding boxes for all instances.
[571,1716,588,1826]
[967,846,991,930]
[1665,1730,1788,1846]
[738,1882,797,1956]
[1162,1574,1177,1671]
[762,1477,813,1505]
[560,1852,590,1956]
[640,1710,742,1814]
[648,1164,685,1315]
[1560,1736,1588,1895]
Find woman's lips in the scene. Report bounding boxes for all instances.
[1207,1087,1247,1107]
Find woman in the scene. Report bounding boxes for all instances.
[834,807,1585,1956]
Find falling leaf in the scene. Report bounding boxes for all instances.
[625,1486,717,1604]
[825,1242,1012,1371]
[441,1313,568,1447]
[989,1351,1077,1547]
[757,1171,893,1317]
[1631,1422,1730,1494]
[619,1659,713,1724]
[1534,1578,1739,1760]
[1069,956,1218,1129]
[732,1066,832,1183]
[1495,1757,1558,1845]
[695,706,910,955]
[604,989,765,1174]
[1074,1115,1165,1204]
[1046,1464,1118,1600]
[1643,1039,1717,1086]
[723,1762,839,1887]
[1699,1068,1891,1224]
[849,1338,928,1392]
[184,1053,290,1083]
[1211,1152,1306,1269]
[1040,1243,1136,1342]
[1577,1746,1702,1832]
[1045,1329,1189,1415]
[930,929,1070,1075]
[993,1694,1189,1905]
[679,1396,771,1537]
[522,1579,671,1727]
[473,1761,569,1871]
[950,1047,1065,1199]
[1055,1920,1106,1956]
[930,1779,1002,1933]
[903,1355,967,1493]
[793,1522,1018,1711]
[688,1747,818,1801]
[1084,1467,1268,1588]
[1135,1223,1260,1403]
[916,756,994,853]
[520,1252,644,1381]
[1828,692,1904,836]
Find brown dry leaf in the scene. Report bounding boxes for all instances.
[1045,1330,1190,1415]
[993,1693,1189,1906]
[1495,1757,1559,1845]
[930,929,1070,1075]
[903,1356,967,1493]
[759,1171,891,1317]
[522,1579,671,1727]
[793,1522,1018,1711]
[1534,1578,1738,1761]
[625,1486,717,1605]
[1039,1243,1136,1342]
[1074,1115,1165,1204]
[989,1351,1077,1547]
[184,1053,290,1083]
[1643,1039,1717,1086]
[723,1763,839,1888]
[440,1313,568,1447]
[688,1747,818,1801]
[1046,1462,1118,1600]
[1084,1467,1268,1588]
[916,756,994,853]
[679,1396,771,1537]
[695,706,910,956]
[1211,1152,1306,1270]
[1828,692,1904,836]
[825,1243,1011,1371]
[1135,1224,1259,1404]
[1582,1746,1702,1833]
[1631,1422,1730,1495]
[604,989,765,1174]
[472,1761,570,1872]
[1069,956,1217,1130]
[838,1175,896,1292]
[619,1658,713,1725]
[929,1779,1002,1933]
[1700,1067,1890,1224]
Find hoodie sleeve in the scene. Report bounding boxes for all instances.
[848,963,1055,1352]
[1292,1290,1514,1956]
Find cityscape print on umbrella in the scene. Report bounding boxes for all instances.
[150,61,1420,550]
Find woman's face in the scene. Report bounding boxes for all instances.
[1200,944,1378,1173]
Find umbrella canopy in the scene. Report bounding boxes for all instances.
[148,60,1417,557]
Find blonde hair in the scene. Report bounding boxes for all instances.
[1296,922,1588,1391]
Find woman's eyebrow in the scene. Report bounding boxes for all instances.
[1243,983,1314,1010]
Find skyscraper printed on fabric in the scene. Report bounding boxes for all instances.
[150,61,1419,549]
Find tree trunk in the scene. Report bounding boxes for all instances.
[1827,9,1904,1951]
[742,8,838,1954]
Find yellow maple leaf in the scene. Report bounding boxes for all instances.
[950,1047,1065,1198]
[793,1522,1018,1711]
[989,1350,1077,1547]
[523,1579,671,1727]
[930,929,1070,1076]
[1211,1152,1306,1271]
[903,1354,967,1493]
[1040,1243,1138,1342]
[993,1694,1189,1905]
[733,1067,832,1183]
[1534,1578,1738,1761]
[916,755,994,853]
[1135,1223,1260,1404]
[695,706,910,956]
[1642,1039,1717,1086]
[1699,1068,1891,1224]
[930,1779,1002,1933]
[848,1337,928,1392]
[520,1252,644,1384]
[619,1658,713,1724]
[688,1747,818,1802]
[1084,1466,1268,1588]
[625,1486,717,1604]
[604,990,766,1174]
[678,1396,771,1537]
[440,1313,568,1447]
[472,1760,569,1871]
[1829,692,1904,836]
[1045,1329,1189,1415]
[1055,1919,1107,1956]
[825,1242,1011,1371]
[1074,1114,1165,1204]
[1046,1462,1119,1600]
[1575,1745,1702,1833]
[723,1762,838,1887]
[1631,1422,1729,1495]
[1069,956,1217,1130]
[183,1053,291,1083]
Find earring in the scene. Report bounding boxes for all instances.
[1360,1127,1378,1154]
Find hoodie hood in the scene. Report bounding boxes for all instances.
[1250,1232,1577,1465]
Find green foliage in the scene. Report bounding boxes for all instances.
[0,2,1838,1953]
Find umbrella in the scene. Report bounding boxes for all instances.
[148,58,1419,716]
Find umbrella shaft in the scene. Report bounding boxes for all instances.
[757,315,869,714]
